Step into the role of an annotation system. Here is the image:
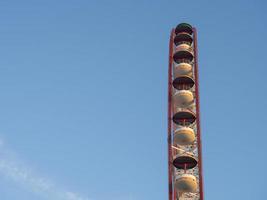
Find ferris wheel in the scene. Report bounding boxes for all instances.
[168,23,204,200]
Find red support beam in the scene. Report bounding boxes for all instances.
[193,27,204,200]
[168,29,175,200]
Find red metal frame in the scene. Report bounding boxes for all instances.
[168,29,175,200]
[193,27,204,200]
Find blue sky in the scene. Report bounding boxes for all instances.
[0,0,266,200]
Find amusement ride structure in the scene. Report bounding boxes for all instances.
[167,23,204,200]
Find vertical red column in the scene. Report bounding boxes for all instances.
[168,29,175,200]
[193,27,204,200]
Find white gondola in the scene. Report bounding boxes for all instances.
[173,43,194,64]
[174,127,195,145]
[175,43,193,53]
[175,174,197,193]
[173,90,194,108]
[174,62,192,76]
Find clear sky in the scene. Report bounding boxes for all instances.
[0,0,266,200]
